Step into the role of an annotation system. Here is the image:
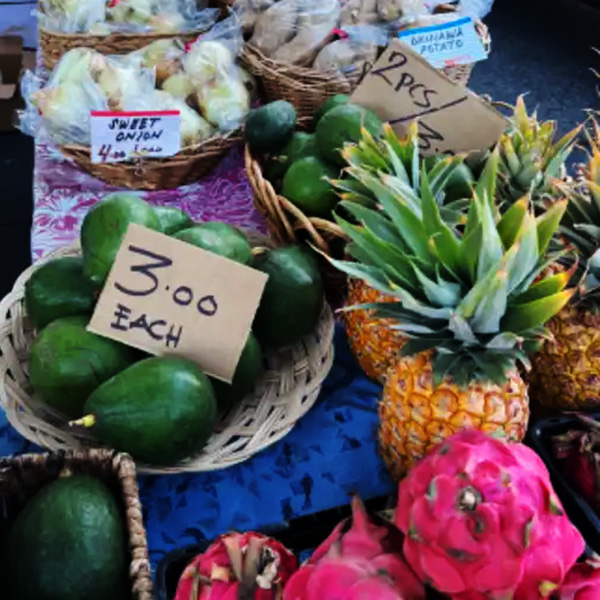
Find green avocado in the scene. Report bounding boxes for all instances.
[155,205,193,235]
[316,103,383,166]
[2,474,127,600]
[29,315,138,418]
[282,156,339,218]
[245,101,297,154]
[24,256,96,330]
[82,357,217,465]
[174,222,253,264]
[313,94,350,126]
[80,192,161,287]
[252,246,324,348]
[265,132,319,185]
[210,331,263,411]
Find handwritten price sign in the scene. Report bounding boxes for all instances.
[87,224,268,383]
[90,110,181,164]
[351,40,508,155]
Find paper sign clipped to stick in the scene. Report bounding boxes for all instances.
[90,110,181,164]
[351,39,509,155]
[87,224,268,383]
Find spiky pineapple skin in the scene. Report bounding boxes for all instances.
[342,279,406,382]
[528,305,600,413]
[379,352,530,480]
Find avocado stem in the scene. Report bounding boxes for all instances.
[251,246,269,257]
[69,414,96,428]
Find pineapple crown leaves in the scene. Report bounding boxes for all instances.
[497,95,582,206]
[328,147,576,387]
[554,118,600,304]
[329,121,474,221]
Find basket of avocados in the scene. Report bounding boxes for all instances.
[245,97,384,307]
[0,449,152,600]
[0,194,335,474]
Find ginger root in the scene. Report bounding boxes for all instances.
[314,37,378,77]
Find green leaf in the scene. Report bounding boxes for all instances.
[381,140,410,183]
[338,202,405,247]
[536,200,568,256]
[420,170,461,273]
[411,262,461,307]
[544,124,581,177]
[506,211,539,294]
[496,196,528,250]
[474,147,499,211]
[469,351,511,386]
[475,192,504,281]
[381,173,423,217]
[392,285,454,320]
[511,270,572,305]
[486,332,521,350]
[432,351,464,387]
[457,221,483,284]
[400,337,441,357]
[470,268,508,334]
[456,254,506,319]
[332,215,418,288]
[501,289,575,333]
[320,255,391,294]
[448,313,478,344]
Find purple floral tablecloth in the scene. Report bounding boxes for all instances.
[31,139,266,259]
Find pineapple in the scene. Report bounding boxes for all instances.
[334,122,474,382]
[497,95,580,209]
[327,144,574,479]
[528,121,600,412]
[342,278,407,381]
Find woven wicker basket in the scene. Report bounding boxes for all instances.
[60,128,242,190]
[0,243,335,474]
[244,145,349,306]
[0,449,152,599]
[39,28,200,71]
[242,22,490,119]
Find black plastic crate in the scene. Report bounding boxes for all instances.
[526,412,600,554]
[154,495,395,600]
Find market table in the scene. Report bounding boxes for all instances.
[0,137,395,571]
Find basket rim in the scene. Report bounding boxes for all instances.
[38,26,201,40]
[0,242,335,475]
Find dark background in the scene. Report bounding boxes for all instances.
[0,0,598,297]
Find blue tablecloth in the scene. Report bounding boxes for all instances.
[0,324,395,571]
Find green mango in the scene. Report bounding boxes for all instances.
[252,246,324,348]
[24,256,96,330]
[174,222,253,264]
[210,331,263,411]
[80,193,161,287]
[29,315,138,418]
[154,205,193,235]
[81,357,217,465]
[2,474,128,600]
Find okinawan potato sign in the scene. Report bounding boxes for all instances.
[351,39,508,155]
[87,224,268,383]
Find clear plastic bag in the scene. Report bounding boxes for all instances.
[425,0,494,19]
[37,0,219,36]
[182,14,252,132]
[18,49,155,145]
[249,0,341,65]
[313,24,389,76]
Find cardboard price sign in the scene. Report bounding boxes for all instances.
[87,224,268,383]
[351,39,509,155]
[90,110,181,164]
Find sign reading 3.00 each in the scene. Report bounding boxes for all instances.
[398,17,488,69]
[87,224,268,383]
[90,110,181,164]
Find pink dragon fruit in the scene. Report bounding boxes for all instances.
[283,496,425,600]
[395,429,585,600]
[553,555,600,599]
[174,531,297,599]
